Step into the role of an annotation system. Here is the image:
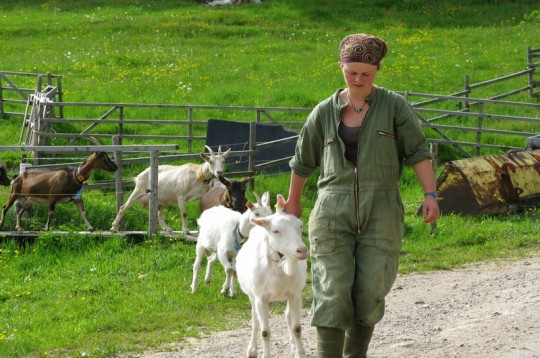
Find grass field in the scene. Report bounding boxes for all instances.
[0,0,539,356]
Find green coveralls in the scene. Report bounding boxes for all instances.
[289,86,431,331]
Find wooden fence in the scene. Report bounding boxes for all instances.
[0,48,538,237]
[2,48,538,166]
[0,145,177,236]
[0,71,64,118]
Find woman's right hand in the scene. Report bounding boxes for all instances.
[283,199,302,218]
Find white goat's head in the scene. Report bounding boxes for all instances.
[200,145,231,178]
[251,194,308,262]
[245,191,272,221]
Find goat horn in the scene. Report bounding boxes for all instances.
[86,136,102,146]
[253,191,261,205]
[205,145,214,156]
[218,145,222,156]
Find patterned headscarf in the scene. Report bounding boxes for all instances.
[339,33,388,66]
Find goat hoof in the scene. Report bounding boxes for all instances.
[88,227,95,232]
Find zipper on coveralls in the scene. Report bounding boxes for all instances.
[353,166,361,233]
[343,149,361,233]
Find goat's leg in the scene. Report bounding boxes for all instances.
[157,206,173,234]
[110,189,144,232]
[0,195,18,230]
[229,257,238,297]
[44,202,57,231]
[246,300,260,358]
[253,297,272,358]
[217,250,235,296]
[74,199,94,231]
[176,197,190,234]
[286,296,306,358]
[204,252,218,283]
[15,207,26,232]
[191,243,206,293]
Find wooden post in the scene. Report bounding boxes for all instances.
[188,107,193,153]
[0,75,4,118]
[430,142,438,172]
[148,150,159,237]
[112,136,124,218]
[248,122,257,189]
[430,142,438,232]
[476,103,483,157]
[463,75,470,111]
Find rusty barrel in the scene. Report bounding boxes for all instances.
[433,149,540,215]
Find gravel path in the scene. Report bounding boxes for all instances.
[131,255,540,358]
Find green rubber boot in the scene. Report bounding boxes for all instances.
[343,322,375,358]
[317,326,345,358]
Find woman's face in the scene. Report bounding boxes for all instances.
[340,62,379,92]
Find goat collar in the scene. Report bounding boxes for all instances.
[73,169,87,185]
[268,248,285,263]
[232,222,248,252]
[197,170,212,183]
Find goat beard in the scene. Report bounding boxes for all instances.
[278,257,296,277]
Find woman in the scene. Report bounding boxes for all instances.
[284,33,440,357]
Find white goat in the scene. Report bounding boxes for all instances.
[236,194,308,358]
[191,191,271,296]
[110,145,231,234]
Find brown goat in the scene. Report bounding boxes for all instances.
[199,175,253,213]
[0,152,118,232]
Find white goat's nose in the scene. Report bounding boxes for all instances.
[296,246,308,259]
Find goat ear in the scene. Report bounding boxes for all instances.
[218,175,230,186]
[253,191,261,205]
[251,217,270,228]
[242,176,253,185]
[200,152,210,161]
[261,191,270,207]
[275,194,285,213]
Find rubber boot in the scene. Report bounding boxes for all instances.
[317,326,345,358]
[343,322,375,358]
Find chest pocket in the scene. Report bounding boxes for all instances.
[375,129,398,167]
[322,136,342,176]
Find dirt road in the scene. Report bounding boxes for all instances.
[134,255,540,358]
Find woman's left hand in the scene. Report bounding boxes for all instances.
[422,196,440,224]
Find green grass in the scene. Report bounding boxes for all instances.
[0,0,539,356]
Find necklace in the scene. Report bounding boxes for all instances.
[347,91,368,113]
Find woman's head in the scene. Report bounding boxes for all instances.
[339,33,387,69]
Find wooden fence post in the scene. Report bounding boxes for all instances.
[476,103,484,157]
[463,75,470,111]
[188,107,193,153]
[112,136,124,216]
[248,121,257,189]
[0,76,4,118]
[148,150,159,236]
[430,142,438,232]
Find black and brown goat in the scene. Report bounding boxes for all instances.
[0,165,11,186]
[199,175,253,213]
[0,152,118,232]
